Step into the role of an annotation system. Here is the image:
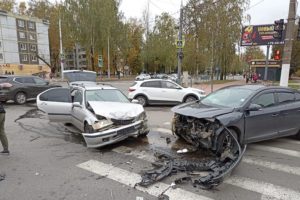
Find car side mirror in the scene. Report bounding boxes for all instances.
[73,102,82,108]
[247,103,262,111]
[176,86,182,89]
[131,99,139,104]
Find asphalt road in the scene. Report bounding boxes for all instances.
[0,81,300,200]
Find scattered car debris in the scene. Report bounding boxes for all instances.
[0,173,5,181]
[137,125,247,190]
[166,137,171,144]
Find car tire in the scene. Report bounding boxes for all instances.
[15,92,27,105]
[135,96,148,107]
[84,123,95,133]
[184,95,197,103]
[215,128,239,156]
[295,130,300,140]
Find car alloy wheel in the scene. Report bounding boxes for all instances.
[15,92,27,105]
[215,128,238,156]
[136,96,147,106]
[184,96,197,103]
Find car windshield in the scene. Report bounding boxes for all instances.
[201,87,254,108]
[85,89,129,103]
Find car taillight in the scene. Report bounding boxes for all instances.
[129,88,136,92]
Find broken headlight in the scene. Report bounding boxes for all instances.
[92,115,113,130]
[136,111,146,121]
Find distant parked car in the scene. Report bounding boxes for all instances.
[135,73,151,80]
[0,75,60,104]
[128,79,205,106]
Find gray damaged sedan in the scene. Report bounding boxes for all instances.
[172,85,300,155]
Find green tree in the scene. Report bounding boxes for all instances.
[18,1,27,15]
[0,0,15,12]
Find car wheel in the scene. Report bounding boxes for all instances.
[84,123,95,133]
[215,128,239,156]
[295,130,300,140]
[136,96,147,107]
[184,95,197,103]
[15,92,27,105]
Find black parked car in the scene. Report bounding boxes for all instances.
[172,85,300,154]
[0,75,60,104]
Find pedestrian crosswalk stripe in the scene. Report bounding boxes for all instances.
[250,144,300,158]
[261,194,280,200]
[77,160,214,200]
[226,176,300,200]
[242,157,300,176]
[112,145,300,200]
[276,138,300,145]
[152,128,172,134]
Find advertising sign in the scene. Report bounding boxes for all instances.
[240,24,286,46]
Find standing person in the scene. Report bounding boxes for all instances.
[0,83,10,155]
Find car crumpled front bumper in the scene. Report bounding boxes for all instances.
[82,120,148,148]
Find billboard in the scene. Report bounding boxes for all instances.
[240,24,286,46]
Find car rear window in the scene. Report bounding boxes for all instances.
[277,92,295,104]
[0,76,8,83]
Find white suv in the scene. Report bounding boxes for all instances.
[128,79,205,106]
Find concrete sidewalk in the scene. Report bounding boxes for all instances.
[193,80,246,94]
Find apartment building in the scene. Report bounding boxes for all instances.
[0,10,50,75]
[65,44,87,70]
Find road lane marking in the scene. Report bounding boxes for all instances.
[163,122,171,126]
[250,144,300,158]
[77,160,214,200]
[242,157,300,176]
[276,138,300,145]
[152,128,172,134]
[112,146,300,200]
[226,176,300,200]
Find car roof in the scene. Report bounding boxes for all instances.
[71,82,116,90]
[225,84,298,92]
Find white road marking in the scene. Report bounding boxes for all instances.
[77,160,214,200]
[276,138,300,145]
[250,144,300,158]
[152,128,172,134]
[261,195,280,200]
[163,122,171,126]
[242,157,300,176]
[112,146,300,200]
[226,176,300,200]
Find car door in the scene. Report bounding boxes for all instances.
[140,81,162,103]
[70,89,86,131]
[160,80,183,103]
[37,88,72,123]
[14,77,36,98]
[276,91,299,136]
[244,91,280,143]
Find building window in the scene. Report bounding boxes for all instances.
[20,43,27,51]
[0,53,3,60]
[19,32,26,39]
[28,21,35,29]
[17,20,25,28]
[31,55,37,62]
[22,55,28,61]
[29,33,36,41]
[30,44,37,52]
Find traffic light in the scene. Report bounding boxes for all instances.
[274,50,281,60]
[273,19,284,39]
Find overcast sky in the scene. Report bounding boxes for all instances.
[119,0,299,25]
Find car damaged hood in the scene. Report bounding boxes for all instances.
[171,101,234,118]
[88,101,144,119]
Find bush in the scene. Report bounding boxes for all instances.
[295,69,300,77]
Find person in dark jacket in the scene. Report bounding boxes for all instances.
[0,83,10,154]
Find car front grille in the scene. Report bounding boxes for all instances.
[111,118,135,126]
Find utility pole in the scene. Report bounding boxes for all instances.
[280,0,297,86]
[59,17,64,81]
[146,0,150,73]
[263,45,270,80]
[107,36,110,79]
[177,1,183,84]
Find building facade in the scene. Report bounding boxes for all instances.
[0,10,50,75]
[65,44,87,70]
